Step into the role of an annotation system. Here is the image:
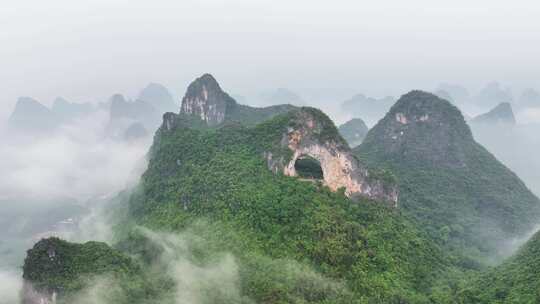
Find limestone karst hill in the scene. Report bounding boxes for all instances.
[356,90,540,264]
[23,75,450,304]
[21,76,540,304]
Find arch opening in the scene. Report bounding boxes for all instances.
[294,155,324,180]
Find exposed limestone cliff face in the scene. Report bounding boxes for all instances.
[180,74,233,126]
[162,112,178,131]
[163,75,396,204]
[268,109,398,205]
[178,73,295,127]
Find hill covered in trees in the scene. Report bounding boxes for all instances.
[356,91,540,265]
[20,76,540,304]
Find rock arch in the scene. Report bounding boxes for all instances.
[267,108,398,205]
[283,137,370,197]
[293,154,324,180]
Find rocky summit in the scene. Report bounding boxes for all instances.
[179,74,296,127]
[179,73,233,126]
[165,74,398,204]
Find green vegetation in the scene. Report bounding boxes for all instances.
[459,230,540,303]
[23,106,456,303]
[356,91,540,265]
[225,103,297,127]
[123,108,452,303]
[21,88,540,304]
[22,237,164,304]
[300,107,348,147]
[180,73,296,128]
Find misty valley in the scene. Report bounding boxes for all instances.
[1,73,540,304]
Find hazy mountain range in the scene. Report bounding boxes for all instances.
[13,75,540,304]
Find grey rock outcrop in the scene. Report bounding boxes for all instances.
[180,74,233,126]
[177,74,295,127]
[267,108,398,205]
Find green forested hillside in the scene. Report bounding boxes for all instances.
[20,79,540,304]
[459,229,540,303]
[356,91,540,265]
[128,108,451,303]
[23,107,456,304]
[22,238,162,304]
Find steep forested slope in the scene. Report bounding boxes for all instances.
[25,77,540,304]
[459,229,540,303]
[22,77,457,304]
[356,91,540,265]
[127,107,451,303]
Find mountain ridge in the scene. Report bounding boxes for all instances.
[356,90,540,263]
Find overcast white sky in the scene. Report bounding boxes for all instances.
[1,0,540,121]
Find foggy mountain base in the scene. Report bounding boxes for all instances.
[494,224,540,261]
[0,109,152,304]
[4,72,540,303]
[4,75,540,303]
[3,1,540,301]
[19,221,353,304]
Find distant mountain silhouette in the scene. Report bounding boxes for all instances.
[474,82,513,108]
[517,88,540,109]
[7,97,60,134]
[106,93,161,138]
[471,102,516,125]
[341,94,396,125]
[338,118,369,148]
[51,97,95,121]
[259,88,305,106]
[137,83,177,113]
